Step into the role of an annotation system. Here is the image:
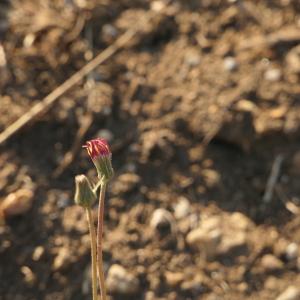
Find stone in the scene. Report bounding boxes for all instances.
[285,243,298,261]
[0,189,34,218]
[186,227,221,259]
[218,231,247,255]
[186,212,252,259]
[102,24,118,39]
[264,276,279,290]
[276,286,300,300]
[20,266,36,285]
[164,271,184,287]
[180,278,205,294]
[107,264,139,295]
[297,257,300,271]
[261,254,284,272]
[32,246,45,261]
[264,68,281,81]
[150,208,174,233]
[184,51,201,67]
[112,173,140,195]
[223,56,238,71]
[235,99,258,113]
[286,45,300,74]
[52,247,70,271]
[174,197,191,219]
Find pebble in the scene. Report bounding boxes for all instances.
[102,24,118,39]
[112,173,140,195]
[0,43,6,67]
[150,208,175,233]
[20,266,35,285]
[186,212,252,259]
[264,68,282,81]
[285,243,298,261]
[32,246,45,261]
[264,276,279,290]
[106,264,139,295]
[235,99,258,113]
[181,278,205,294]
[184,51,201,67]
[0,189,34,218]
[223,56,237,71]
[52,247,70,271]
[261,254,284,272]
[276,286,300,300]
[151,1,166,12]
[174,197,191,219]
[286,45,300,73]
[164,271,184,287]
[186,227,221,259]
[297,257,300,271]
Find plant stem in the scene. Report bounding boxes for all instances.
[86,207,98,300]
[97,181,107,300]
[93,180,102,194]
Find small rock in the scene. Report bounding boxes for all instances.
[264,276,279,290]
[184,51,201,67]
[0,43,6,67]
[286,243,299,261]
[261,254,284,272]
[112,173,140,195]
[164,271,184,287]
[180,278,205,295]
[235,99,258,113]
[151,1,166,12]
[102,24,118,39]
[297,257,300,271]
[106,264,139,295]
[20,266,36,285]
[264,68,281,81]
[223,56,237,71]
[276,286,300,300]
[187,212,252,259]
[0,189,34,218]
[32,246,45,261]
[186,227,221,259]
[218,231,246,255]
[52,247,70,271]
[150,208,174,233]
[286,45,300,74]
[174,197,191,219]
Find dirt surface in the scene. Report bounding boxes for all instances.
[1,0,300,299]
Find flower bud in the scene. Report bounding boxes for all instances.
[74,175,96,207]
[83,138,114,182]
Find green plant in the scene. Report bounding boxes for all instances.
[74,138,113,300]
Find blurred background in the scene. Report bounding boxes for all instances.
[1,0,300,299]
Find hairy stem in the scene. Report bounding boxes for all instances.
[97,181,107,300]
[86,207,98,300]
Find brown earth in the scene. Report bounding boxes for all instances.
[1,0,300,299]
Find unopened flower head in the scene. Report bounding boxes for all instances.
[74,174,96,207]
[84,138,114,181]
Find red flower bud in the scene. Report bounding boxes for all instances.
[84,138,114,181]
[84,138,110,159]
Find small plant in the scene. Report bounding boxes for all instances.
[74,138,113,300]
